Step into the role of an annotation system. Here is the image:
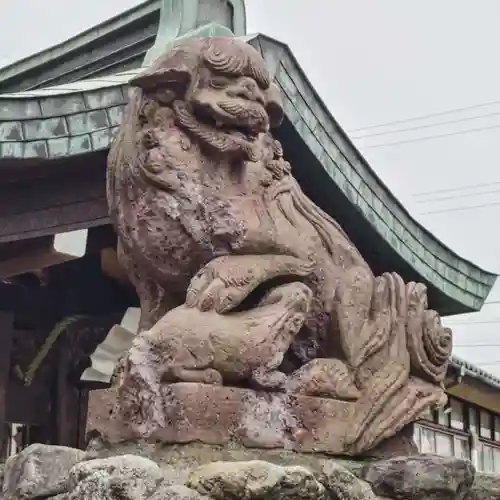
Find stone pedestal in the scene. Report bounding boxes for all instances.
[88,384,418,459]
[118,383,353,454]
[153,384,353,453]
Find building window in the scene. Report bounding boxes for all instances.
[436,432,454,456]
[469,407,478,434]
[437,406,449,427]
[480,411,492,440]
[495,417,500,442]
[450,399,464,430]
[414,424,471,460]
[417,425,436,453]
[480,443,495,473]
[494,448,500,471]
[416,402,500,471]
[455,436,470,460]
[421,406,434,421]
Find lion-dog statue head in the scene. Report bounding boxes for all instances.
[130,37,283,161]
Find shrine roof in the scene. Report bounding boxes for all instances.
[0,0,162,93]
[0,33,495,316]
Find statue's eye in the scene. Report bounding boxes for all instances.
[210,76,230,89]
[154,89,175,104]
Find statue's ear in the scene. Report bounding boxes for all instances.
[129,66,192,95]
[129,47,198,95]
[265,83,284,128]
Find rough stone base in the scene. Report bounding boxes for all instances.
[3,442,478,500]
[87,440,365,487]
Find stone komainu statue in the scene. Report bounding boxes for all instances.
[106,37,452,455]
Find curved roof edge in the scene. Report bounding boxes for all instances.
[451,355,500,392]
[0,33,495,314]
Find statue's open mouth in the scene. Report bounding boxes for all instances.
[194,101,266,141]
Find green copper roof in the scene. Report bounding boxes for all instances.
[0,0,161,91]
[0,33,495,316]
[0,0,246,93]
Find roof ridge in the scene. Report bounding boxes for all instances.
[0,0,158,81]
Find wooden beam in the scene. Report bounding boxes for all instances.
[0,162,109,243]
[0,230,89,279]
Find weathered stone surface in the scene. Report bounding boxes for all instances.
[67,454,163,499]
[360,455,475,500]
[149,484,208,500]
[115,382,352,454]
[367,424,418,459]
[87,440,364,486]
[2,441,482,500]
[2,444,87,500]
[466,472,500,500]
[187,460,327,500]
[107,35,452,457]
[320,461,376,500]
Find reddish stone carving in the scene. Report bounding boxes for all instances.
[106,37,452,455]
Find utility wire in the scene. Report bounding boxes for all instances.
[348,98,500,133]
[420,200,500,216]
[415,188,500,204]
[454,344,500,347]
[361,122,500,149]
[414,181,500,198]
[446,320,500,326]
[352,110,500,139]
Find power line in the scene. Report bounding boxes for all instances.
[454,344,500,347]
[361,122,500,149]
[420,200,500,216]
[446,320,500,326]
[352,110,500,139]
[348,98,500,133]
[414,181,500,198]
[415,188,500,204]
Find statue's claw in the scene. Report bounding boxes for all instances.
[186,254,315,314]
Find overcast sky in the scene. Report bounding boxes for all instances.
[1,0,500,373]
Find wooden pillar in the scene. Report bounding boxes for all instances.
[77,389,90,449]
[0,312,14,459]
[54,331,89,448]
